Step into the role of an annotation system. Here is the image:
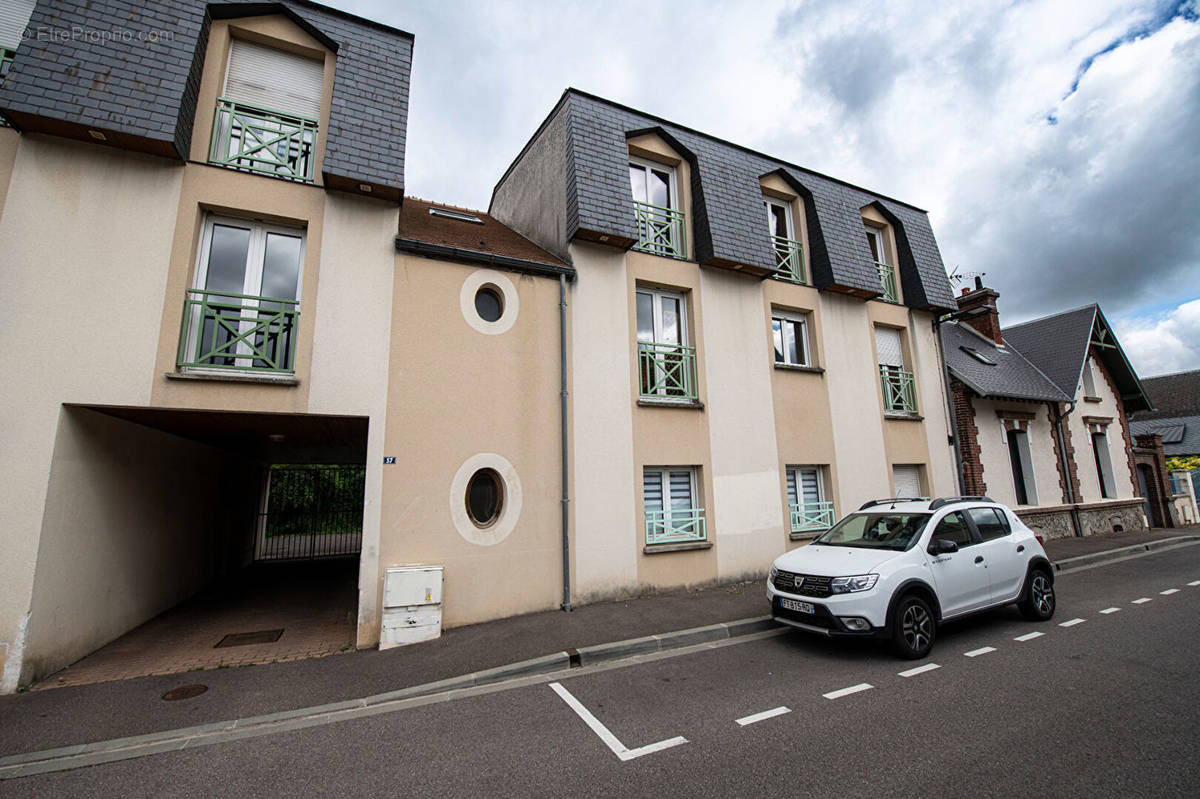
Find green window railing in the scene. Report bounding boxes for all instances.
[880,365,918,414]
[178,289,300,374]
[0,47,15,81]
[645,507,707,546]
[876,260,898,303]
[790,501,835,533]
[638,341,698,401]
[210,97,318,183]
[632,200,686,259]
[772,236,806,284]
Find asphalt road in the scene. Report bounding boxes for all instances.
[4,546,1199,798]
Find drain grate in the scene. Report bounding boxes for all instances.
[162,684,208,701]
[215,628,284,648]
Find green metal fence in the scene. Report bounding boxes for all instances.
[876,261,898,303]
[772,235,806,284]
[210,97,318,182]
[257,465,365,561]
[177,288,299,373]
[633,200,686,259]
[638,341,698,401]
[880,365,918,414]
[789,501,835,533]
[645,507,706,545]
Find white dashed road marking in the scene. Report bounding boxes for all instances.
[549,682,687,761]
[1160,589,1179,595]
[1132,598,1153,604]
[1189,580,1200,586]
[823,683,874,700]
[1014,632,1044,642]
[1059,618,1086,627]
[898,663,941,678]
[964,647,996,657]
[736,707,791,726]
[1099,608,1121,614]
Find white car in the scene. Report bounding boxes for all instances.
[768,496,1055,658]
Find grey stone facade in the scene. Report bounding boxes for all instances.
[1017,499,1147,540]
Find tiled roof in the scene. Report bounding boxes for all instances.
[399,197,569,271]
[941,322,1070,402]
[1130,415,1200,456]
[1131,369,1200,421]
[1002,306,1097,396]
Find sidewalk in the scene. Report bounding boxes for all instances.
[2,527,1198,760]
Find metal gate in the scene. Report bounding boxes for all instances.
[255,464,365,561]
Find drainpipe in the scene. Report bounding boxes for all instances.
[932,316,966,495]
[1054,400,1084,537]
[559,274,572,611]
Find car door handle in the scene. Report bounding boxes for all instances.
[974,556,984,564]
[1017,545,1025,553]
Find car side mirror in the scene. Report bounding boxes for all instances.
[929,538,958,555]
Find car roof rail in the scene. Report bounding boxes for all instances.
[858,497,926,510]
[928,495,995,511]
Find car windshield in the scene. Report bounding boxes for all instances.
[814,512,931,550]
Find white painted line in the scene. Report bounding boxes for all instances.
[1132,597,1152,604]
[1188,580,1200,586]
[736,706,791,726]
[823,683,874,700]
[1059,618,1086,627]
[898,663,941,678]
[1014,632,1044,642]
[549,682,687,761]
[964,647,996,657]
[1099,607,1121,614]
[1160,589,1180,595]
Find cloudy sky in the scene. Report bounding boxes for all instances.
[328,0,1199,377]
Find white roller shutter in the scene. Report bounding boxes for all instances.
[224,39,324,120]
[875,326,903,367]
[893,465,922,498]
[0,0,36,51]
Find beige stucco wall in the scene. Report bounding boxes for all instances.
[379,254,564,627]
[973,399,1061,509]
[1072,353,1135,503]
[909,312,956,496]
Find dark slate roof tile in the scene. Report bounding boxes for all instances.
[942,322,1070,402]
[1129,415,1200,457]
[1131,370,1200,421]
[1001,305,1097,396]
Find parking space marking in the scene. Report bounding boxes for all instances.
[1132,597,1153,604]
[964,647,996,657]
[1059,618,1085,627]
[736,707,791,726]
[898,663,941,678]
[1099,607,1121,614]
[1013,632,1044,642]
[823,683,873,700]
[549,682,688,762]
[1159,589,1179,595]
[1189,580,1200,586]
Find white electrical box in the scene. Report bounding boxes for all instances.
[380,566,444,650]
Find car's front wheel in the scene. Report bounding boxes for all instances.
[1018,568,1056,621]
[891,594,935,659]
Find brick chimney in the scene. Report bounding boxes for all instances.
[956,277,1003,345]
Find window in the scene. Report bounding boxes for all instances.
[474,286,503,322]
[178,215,304,374]
[636,286,696,401]
[1092,432,1117,498]
[1081,358,1098,398]
[893,464,923,498]
[1006,429,1037,505]
[931,511,973,548]
[787,466,833,533]
[876,327,917,414]
[0,1,34,79]
[211,39,325,182]
[865,224,898,302]
[966,507,1010,540]
[629,157,685,258]
[466,469,504,527]
[772,310,810,367]
[643,467,705,545]
[765,197,805,283]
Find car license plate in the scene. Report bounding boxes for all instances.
[780,598,815,614]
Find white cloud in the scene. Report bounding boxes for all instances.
[1115,300,1200,377]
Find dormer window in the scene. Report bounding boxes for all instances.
[629,156,685,259]
[864,224,897,303]
[765,197,805,283]
[210,39,325,183]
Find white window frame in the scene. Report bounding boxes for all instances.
[1092,431,1117,499]
[628,155,678,211]
[865,224,887,264]
[764,196,795,239]
[772,309,811,367]
[1005,428,1038,506]
[643,466,698,511]
[1081,358,1098,398]
[786,465,824,506]
[636,286,689,347]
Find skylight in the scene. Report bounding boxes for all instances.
[429,207,484,225]
[960,346,996,366]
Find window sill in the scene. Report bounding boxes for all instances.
[643,541,713,554]
[167,370,300,386]
[1083,395,1102,403]
[774,363,824,375]
[638,397,704,410]
[883,412,923,421]
[789,531,826,541]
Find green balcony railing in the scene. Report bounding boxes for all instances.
[790,501,835,533]
[638,341,698,401]
[178,288,299,374]
[880,365,918,414]
[771,235,806,284]
[210,97,318,183]
[0,47,15,81]
[876,260,898,303]
[633,200,686,259]
[645,507,707,546]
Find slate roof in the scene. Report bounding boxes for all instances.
[0,0,412,194]
[1130,369,1200,421]
[941,322,1070,403]
[494,89,956,311]
[1129,415,1200,457]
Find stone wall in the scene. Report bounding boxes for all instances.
[1016,498,1147,540]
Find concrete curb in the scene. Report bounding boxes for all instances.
[1050,536,1200,572]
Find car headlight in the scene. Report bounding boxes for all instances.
[829,574,878,594]
[769,565,779,580]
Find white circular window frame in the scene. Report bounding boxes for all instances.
[460,269,519,335]
[450,453,523,546]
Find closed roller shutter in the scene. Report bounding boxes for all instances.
[224,38,324,120]
[875,326,903,367]
[893,465,922,498]
[0,1,36,51]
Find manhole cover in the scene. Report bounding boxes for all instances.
[215,628,284,648]
[162,684,208,701]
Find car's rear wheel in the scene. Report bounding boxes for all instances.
[1018,568,1055,621]
[891,594,935,659]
